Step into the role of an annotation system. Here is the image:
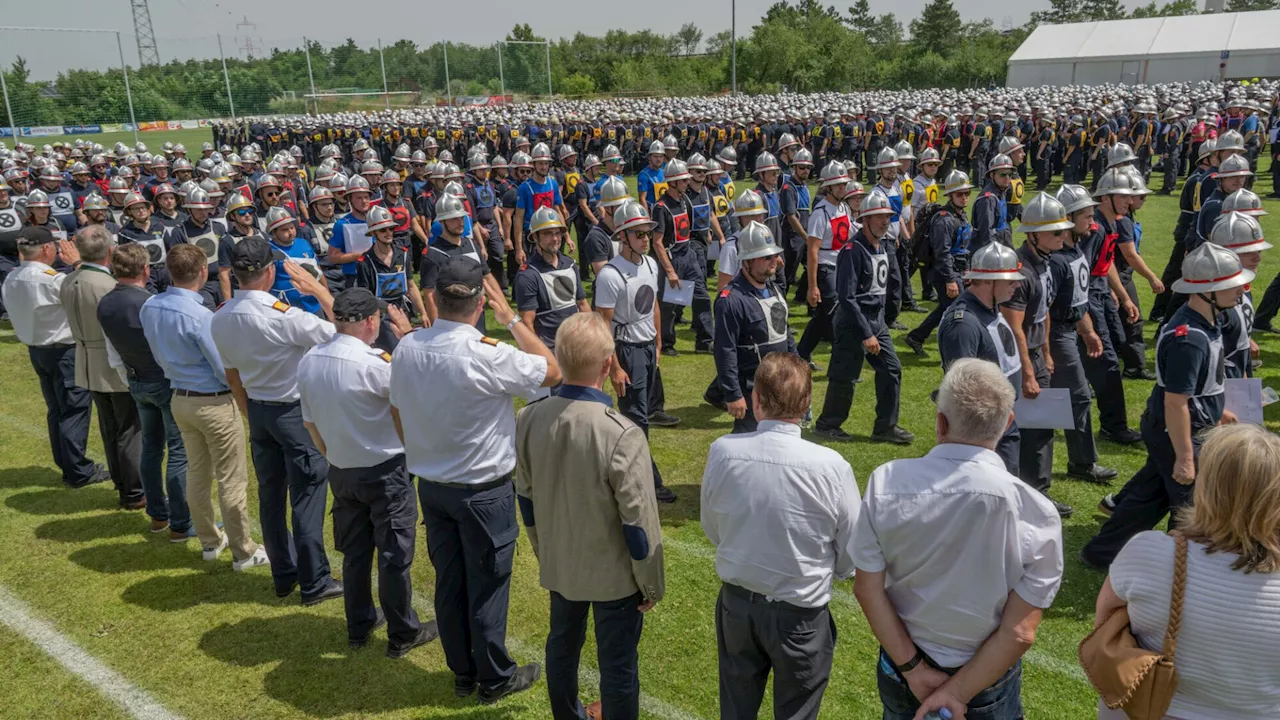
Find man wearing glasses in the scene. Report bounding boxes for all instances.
[216,193,263,303]
[969,154,1015,254]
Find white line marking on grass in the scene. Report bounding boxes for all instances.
[0,412,47,439]
[662,537,1088,683]
[0,585,184,720]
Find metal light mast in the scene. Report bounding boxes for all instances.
[130,0,160,66]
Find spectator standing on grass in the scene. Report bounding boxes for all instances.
[141,244,267,567]
[96,243,191,538]
[515,312,664,720]
[701,352,859,720]
[390,256,560,705]
[1093,424,1280,720]
[853,358,1063,720]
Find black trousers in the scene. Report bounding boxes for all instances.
[1019,349,1054,493]
[1081,415,1196,568]
[716,584,834,720]
[818,317,901,435]
[29,345,95,486]
[331,455,421,646]
[1084,286,1131,435]
[91,390,143,503]
[1117,268,1147,374]
[797,265,836,361]
[546,591,644,720]
[615,341,666,489]
[884,239,902,327]
[1048,325,1099,468]
[659,243,712,350]
[1162,151,1180,193]
[246,399,333,598]
[1255,265,1280,329]
[1150,224,1189,321]
[417,477,518,691]
[895,234,915,310]
[908,271,960,345]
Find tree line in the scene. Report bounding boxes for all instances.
[0,0,1255,127]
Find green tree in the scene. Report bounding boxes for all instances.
[1029,0,1083,26]
[677,23,703,55]
[1225,0,1278,9]
[1130,0,1199,17]
[506,24,541,42]
[909,0,962,55]
[845,0,874,31]
[1081,0,1128,20]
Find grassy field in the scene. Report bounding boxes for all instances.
[2,173,1279,720]
[38,128,214,155]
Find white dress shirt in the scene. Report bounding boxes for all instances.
[390,319,546,485]
[299,333,405,470]
[210,289,334,402]
[2,261,73,346]
[700,420,860,608]
[853,443,1064,668]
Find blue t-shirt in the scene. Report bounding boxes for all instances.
[329,212,369,277]
[269,235,323,315]
[515,177,562,233]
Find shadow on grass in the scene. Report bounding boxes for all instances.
[121,570,287,611]
[199,614,515,717]
[0,466,62,491]
[35,513,146,543]
[1045,523,1110,624]
[655,483,703,529]
[663,404,733,433]
[5,486,119,516]
[68,539,207,574]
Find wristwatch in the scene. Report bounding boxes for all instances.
[504,316,520,331]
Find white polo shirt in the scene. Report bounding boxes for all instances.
[853,443,1064,668]
[2,261,73,346]
[700,420,860,608]
[298,333,404,470]
[390,319,546,485]
[210,289,334,402]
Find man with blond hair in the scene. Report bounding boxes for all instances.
[515,312,663,720]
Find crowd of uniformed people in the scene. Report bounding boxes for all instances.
[1,78,1280,719]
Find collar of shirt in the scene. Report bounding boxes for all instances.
[756,419,801,437]
[328,332,373,353]
[555,383,613,407]
[81,262,112,275]
[165,285,205,306]
[431,318,481,338]
[234,288,276,304]
[927,441,1006,469]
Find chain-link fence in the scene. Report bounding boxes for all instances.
[0,30,556,147]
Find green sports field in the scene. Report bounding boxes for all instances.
[1,172,1278,719]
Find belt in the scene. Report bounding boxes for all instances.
[422,472,511,492]
[722,583,820,613]
[174,389,231,398]
[616,339,655,349]
[249,398,299,407]
[31,342,75,350]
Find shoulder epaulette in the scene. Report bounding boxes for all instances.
[479,336,500,347]
[43,268,58,276]
[1174,324,1189,337]
[379,351,392,363]
[271,300,289,313]
[719,287,731,299]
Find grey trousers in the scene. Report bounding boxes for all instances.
[715,584,834,720]
[1049,325,1099,468]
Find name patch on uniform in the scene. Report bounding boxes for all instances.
[271,300,290,313]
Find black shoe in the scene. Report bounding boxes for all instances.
[660,346,679,357]
[654,485,677,504]
[1098,428,1142,446]
[702,391,727,412]
[694,344,713,355]
[478,663,541,705]
[1123,368,1157,381]
[1098,493,1117,516]
[807,359,822,372]
[1252,323,1279,335]
[903,335,927,357]
[1049,498,1074,518]
[349,609,386,649]
[386,620,439,659]
[1078,548,1108,572]
[889,320,907,331]
[921,292,937,302]
[275,581,298,599]
[67,464,110,489]
[648,410,680,427]
[301,580,344,607]
[870,425,915,445]
[812,426,855,442]
[455,677,478,697]
[903,303,925,313]
[1067,463,1119,484]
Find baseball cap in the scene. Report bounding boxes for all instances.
[229,235,284,272]
[16,226,56,247]
[436,255,484,298]
[332,287,387,323]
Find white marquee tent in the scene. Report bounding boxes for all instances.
[1007,10,1280,87]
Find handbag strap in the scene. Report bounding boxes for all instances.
[1162,530,1189,660]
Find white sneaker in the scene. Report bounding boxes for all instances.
[232,546,270,572]
[202,532,229,561]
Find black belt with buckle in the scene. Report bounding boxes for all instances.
[174,389,231,398]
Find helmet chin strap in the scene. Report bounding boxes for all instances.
[1197,291,1233,315]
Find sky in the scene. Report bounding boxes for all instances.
[6,0,1172,80]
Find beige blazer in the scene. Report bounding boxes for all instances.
[59,265,127,393]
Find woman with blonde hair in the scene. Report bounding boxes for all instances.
[1092,423,1280,718]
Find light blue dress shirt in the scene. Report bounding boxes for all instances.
[139,286,228,393]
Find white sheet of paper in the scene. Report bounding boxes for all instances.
[343,222,372,255]
[663,279,695,307]
[1014,389,1075,429]
[708,239,721,260]
[1225,377,1264,425]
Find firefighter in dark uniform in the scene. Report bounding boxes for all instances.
[970,154,1014,254]
[651,159,712,354]
[812,192,914,445]
[1208,211,1268,381]
[711,223,796,434]
[1002,193,1075,517]
[937,242,1025,476]
[1080,242,1247,569]
[118,190,175,294]
[1151,139,1215,324]
[356,206,424,352]
[1157,107,1184,195]
[904,169,974,355]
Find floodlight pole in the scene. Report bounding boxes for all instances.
[379,38,390,109]
[0,70,16,144]
[732,0,737,95]
[303,37,319,115]
[545,41,552,99]
[115,31,139,143]
[217,33,236,121]
[497,42,505,98]
[443,42,452,105]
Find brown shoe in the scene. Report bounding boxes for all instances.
[169,528,194,543]
[149,519,169,533]
[120,499,147,511]
[585,700,603,719]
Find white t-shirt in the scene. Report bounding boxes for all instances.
[718,233,740,278]
[806,198,851,268]
[594,254,659,344]
[1111,531,1280,719]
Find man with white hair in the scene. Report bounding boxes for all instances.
[853,358,1063,720]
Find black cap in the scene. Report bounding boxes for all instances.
[436,255,484,298]
[229,235,284,272]
[16,225,56,247]
[332,287,388,323]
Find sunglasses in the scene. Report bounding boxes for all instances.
[995,171,1015,178]
[632,230,653,240]
[234,208,254,216]
[263,191,280,198]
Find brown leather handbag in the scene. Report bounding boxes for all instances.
[1078,531,1187,719]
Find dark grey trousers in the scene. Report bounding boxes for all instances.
[715,584,834,720]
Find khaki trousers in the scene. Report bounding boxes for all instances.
[171,393,258,561]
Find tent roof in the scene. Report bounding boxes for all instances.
[1008,9,1280,63]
